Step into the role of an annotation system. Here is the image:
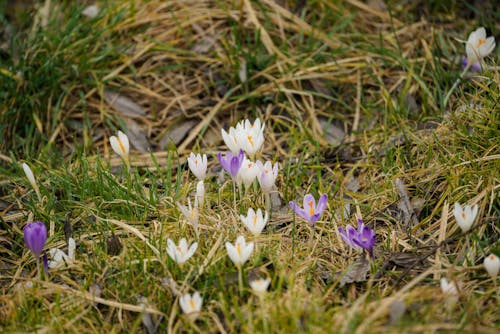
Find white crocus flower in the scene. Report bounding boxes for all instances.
[250,278,271,294]
[453,202,478,233]
[179,291,203,319]
[225,235,254,267]
[256,160,279,193]
[22,162,41,200]
[484,254,499,278]
[48,237,76,268]
[187,153,207,181]
[196,181,205,208]
[109,130,130,161]
[440,278,459,306]
[466,27,496,63]
[177,197,199,228]
[236,158,260,188]
[221,127,242,154]
[237,118,265,156]
[240,208,268,236]
[166,238,198,265]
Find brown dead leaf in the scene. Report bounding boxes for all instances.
[157,120,197,149]
[394,178,419,229]
[339,253,370,287]
[104,90,147,119]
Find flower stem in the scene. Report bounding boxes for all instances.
[232,180,237,209]
[308,225,315,250]
[443,62,471,109]
[238,266,244,297]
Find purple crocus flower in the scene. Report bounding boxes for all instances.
[289,193,328,227]
[339,218,375,256]
[461,56,482,73]
[217,149,245,179]
[23,221,47,258]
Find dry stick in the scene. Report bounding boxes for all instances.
[352,69,361,134]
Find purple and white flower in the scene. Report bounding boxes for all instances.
[338,218,375,255]
[289,193,328,227]
[217,150,245,180]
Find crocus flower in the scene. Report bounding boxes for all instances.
[196,181,205,207]
[166,238,198,265]
[23,221,47,259]
[179,291,202,319]
[225,235,254,267]
[22,162,41,200]
[453,202,478,233]
[465,27,496,63]
[236,118,265,156]
[240,208,268,236]
[217,150,245,179]
[187,153,207,181]
[461,57,482,72]
[440,278,459,296]
[256,160,279,193]
[177,197,199,228]
[236,158,260,188]
[338,219,376,256]
[484,254,499,278]
[48,237,76,268]
[109,130,130,161]
[250,278,271,294]
[221,126,242,154]
[289,194,328,227]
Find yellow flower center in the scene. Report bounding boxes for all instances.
[477,39,486,47]
[461,212,466,220]
[308,201,315,216]
[247,163,253,168]
[117,137,126,154]
[247,135,254,147]
[177,246,183,254]
[490,254,495,260]
[253,215,257,227]
[189,298,195,309]
[237,243,241,257]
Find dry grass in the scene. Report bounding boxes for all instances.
[0,0,499,333]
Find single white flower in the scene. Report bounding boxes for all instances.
[221,127,242,154]
[484,253,499,278]
[249,277,271,294]
[236,158,260,188]
[179,291,203,318]
[466,27,496,63]
[256,160,279,193]
[177,197,199,228]
[187,153,207,181]
[48,237,76,268]
[236,118,265,156]
[109,130,130,161]
[196,181,205,208]
[225,235,254,267]
[240,208,268,236]
[22,162,41,199]
[440,278,458,295]
[82,5,99,18]
[453,202,478,232]
[166,238,198,265]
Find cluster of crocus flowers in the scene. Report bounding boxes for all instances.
[221,118,265,156]
[289,193,328,227]
[179,291,202,320]
[110,130,130,166]
[240,208,268,236]
[338,218,376,256]
[453,202,478,233]
[167,238,198,265]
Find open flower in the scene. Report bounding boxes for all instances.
[338,219,376,256]
[289,194,328,227]
[484,254,499,278]
[167,238,198,265]
[217,150,245,179]
[48,237,76,268]
[453,202,478,233]
[236,158,260,188]
[240,208,268,235]
[179,291,202,319]
[225,235,254,267]
[256,160,279,193]
[110,130,130,161]
[221,125,243,154]
[23,221,47,259]
[236,118,265,156]
[22,162,41,200]
[177,197,199,228]
[250,277,271,294]
[465,27,496,63]
[187,153,207,181]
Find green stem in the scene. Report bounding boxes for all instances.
[443,62,471,108]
